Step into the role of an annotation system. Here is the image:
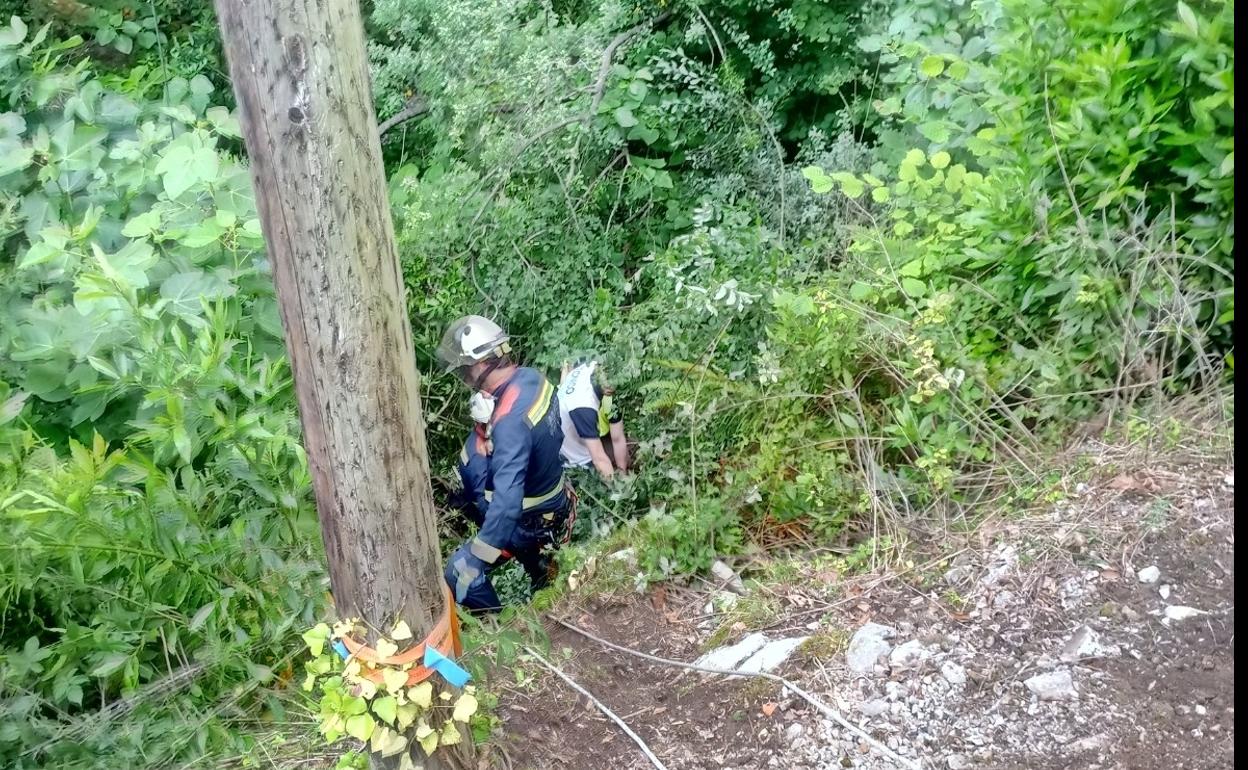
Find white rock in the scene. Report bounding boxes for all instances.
[738,636,809,674]
[1158,584,1171,600]
[846,622,896,674]
[1162,605,1208,623]
[941,661,968,685]
[783,723,804,743]
[694,632,768,670]
[1137,565,1161,584]
[1025,670,1077,701]
[947,755,972,770]
[889,640,931,670]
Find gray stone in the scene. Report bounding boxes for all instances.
[1137,565,1161,584]
[941,661,968,685]
[846,622,896,674]
[947,755,972,770]
[889,639,931,670]
[1025,670,1077,701]
[858,699,888,718]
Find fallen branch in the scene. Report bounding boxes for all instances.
[523,645,670,770]
[378,94,429,136]
[587,11,674,119]
[552,618,923,770]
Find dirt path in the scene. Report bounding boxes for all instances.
[497,450,1234,770]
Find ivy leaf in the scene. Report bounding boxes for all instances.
[344,713,375,742]
[408,682,433,708]
[371,725,408,757]
[894,221,916,238]
[381,667,408,694]
[919,55,945,78]
[613,106,638,128]
[451,693,478,722]
[439,720,462,746]
[902,277,927,297]
[415,721,439,755]
[302,623,331,657]
[373,695,398,725]
[374,638,399,659]
[390,621,413,641]
[872,186,891,203]
[303,673,317,692]
[395,703,419,730]
[930,151,951,170]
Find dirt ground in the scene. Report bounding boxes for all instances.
[495,444,1235,770]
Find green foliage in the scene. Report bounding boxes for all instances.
[1,23,321,769]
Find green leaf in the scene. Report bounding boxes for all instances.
[831,172,864,199]
[849,282,874,301]
[0,146,33,177]
[871,186,891,203]
[114,34,133,54]
[919,56,945,78]
[156,146,196,199]
[0,16,27,46]
[121,210,162,238]
[91,652,129,677]
[451,693,478,722]
[416,721,439,755]
[189,602,215,631]
[373,695,398,725]
[902,277,927,297]
[1176,1,1199,35]
[918,122,951,143]
[302,623,331,657]
[344,714,375,742]
[613,106,638,128]
[929,151,951,170]
[802,166,833,194]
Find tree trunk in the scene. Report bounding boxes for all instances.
[212,0,466,766]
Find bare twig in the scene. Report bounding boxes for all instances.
[523,645,670,770]
[552,619,923,770]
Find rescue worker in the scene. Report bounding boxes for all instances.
[436,315,569,611]
[557,359,629,481]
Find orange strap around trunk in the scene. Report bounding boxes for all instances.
[338,584,463,687]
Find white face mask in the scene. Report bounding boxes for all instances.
[469,391,495,424]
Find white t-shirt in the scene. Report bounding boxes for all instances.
[558,362,602,468]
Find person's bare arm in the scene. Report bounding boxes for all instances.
[609,421,629,472]
[585,438,615,482]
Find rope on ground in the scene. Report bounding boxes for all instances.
[522,645,670,770]
[552,618,923,770]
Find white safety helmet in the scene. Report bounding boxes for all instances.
[469,391,495,424]
[436,315,511,373]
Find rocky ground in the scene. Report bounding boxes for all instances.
[497,440,1235,770]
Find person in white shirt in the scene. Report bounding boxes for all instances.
[557,360,628,482]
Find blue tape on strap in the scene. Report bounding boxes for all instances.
[424,645,472,688]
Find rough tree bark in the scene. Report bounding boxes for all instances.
[212,0,466,766]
